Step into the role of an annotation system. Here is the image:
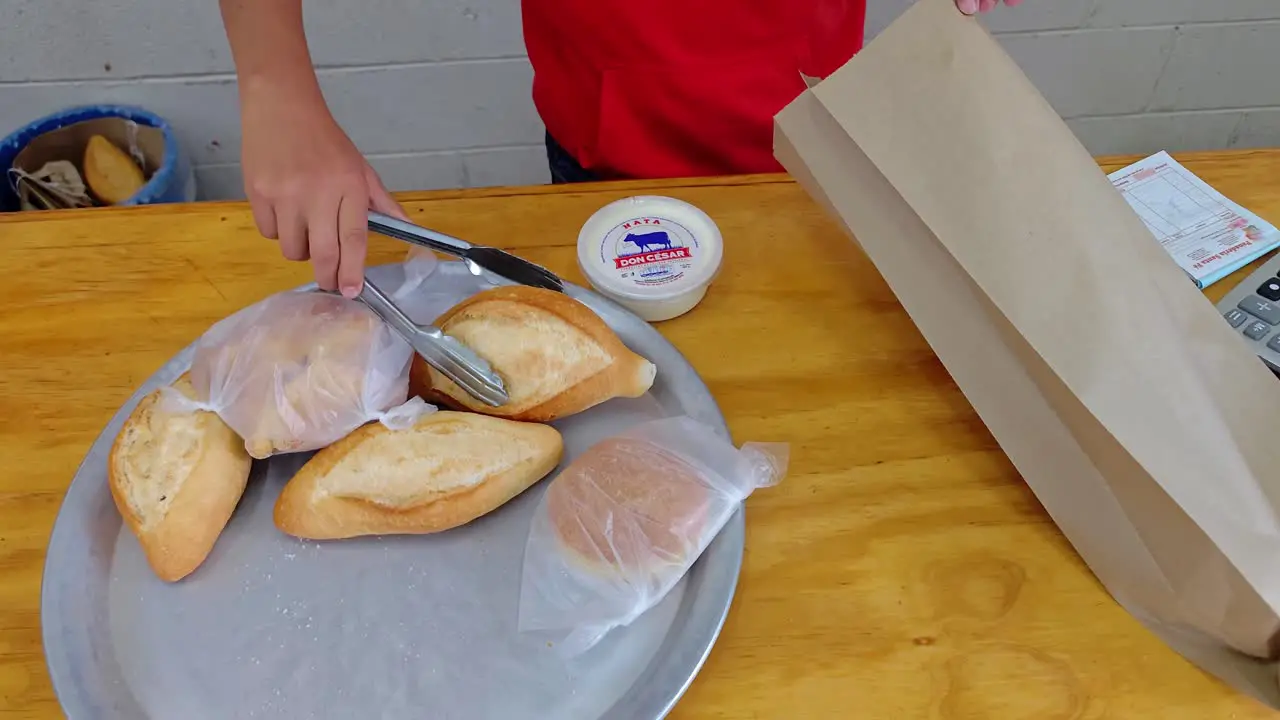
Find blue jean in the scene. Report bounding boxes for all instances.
[545,132,598,184]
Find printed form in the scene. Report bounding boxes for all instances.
[1109,151,1280,288]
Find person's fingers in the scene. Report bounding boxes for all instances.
[365,164,409,221]
[276,204,311,262]
[248,196,279,241]
[956,0,979,14]
[1004,0,1023,6]
[336,191,368,299]
[307,198,341,292]
[979,0,998,11]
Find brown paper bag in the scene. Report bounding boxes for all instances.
[13,117,163,178]
[775,0,1280,706]
[11,117,163,208]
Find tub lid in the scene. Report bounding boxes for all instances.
[576,195,724,302]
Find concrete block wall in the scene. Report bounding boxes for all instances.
[1,0,1278,200]
[0,0,546,199]
[869,0,1280,157]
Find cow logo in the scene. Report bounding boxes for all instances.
[602,216,698,287]
[623,230,674,253]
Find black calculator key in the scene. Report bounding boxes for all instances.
[1225,309,1248,327]
[1245,320,1270,340]
[1267,335,1280,354]
[1259,279,1280,302]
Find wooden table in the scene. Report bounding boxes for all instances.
[2,149,1279,718]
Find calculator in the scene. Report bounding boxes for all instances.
[1215,251,1280,373]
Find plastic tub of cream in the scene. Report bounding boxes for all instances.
[576,195,724,322]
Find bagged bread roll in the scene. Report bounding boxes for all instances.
[517,416,788,656]
[83,134,145,205]
[409,286,657,421]
[185,291,432,459]
[274,410,564,539]
[109,374,253,582]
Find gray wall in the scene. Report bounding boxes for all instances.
[2,0,1278,200]
[869,0,1280,159]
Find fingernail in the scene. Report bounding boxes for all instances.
[958,0,978,14]
[341,284,360,299]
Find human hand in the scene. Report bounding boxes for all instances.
[239,86,406,298]
[956,0,1021,14]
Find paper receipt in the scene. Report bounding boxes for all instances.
[1109,151,1280,288]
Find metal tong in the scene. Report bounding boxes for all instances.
[357,277,509,408]
[368,211,565,293]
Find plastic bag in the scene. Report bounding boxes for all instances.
[396,248,501,324]
[395,246,441,302]
[517,415,788,656]
[173,290,432,459]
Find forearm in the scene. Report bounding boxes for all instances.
[218,0,324,104]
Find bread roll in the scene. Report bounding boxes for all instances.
[544,436,712,579]
[108,374,253,582]
[83,134,145,205]
[409,286,657,421]
[274,411,564,540]
[193,295,401,459]
[241,355,369,458]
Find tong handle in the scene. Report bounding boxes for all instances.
[369,210,566,294]
[358,276,422,341]
[368,211,469,256]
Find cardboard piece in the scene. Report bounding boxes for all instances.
[10,117,162,208]
[775,0,1280,706]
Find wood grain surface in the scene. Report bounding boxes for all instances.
[2,150,1279,718]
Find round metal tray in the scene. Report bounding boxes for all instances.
[41,261,742,720]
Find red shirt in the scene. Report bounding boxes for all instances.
[523,0,867,180]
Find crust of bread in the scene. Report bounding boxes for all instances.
[107,373,253,582]
[408,286,656,421]
[273,411,563,540]
[83,134,145,205]
[543,437,712,579]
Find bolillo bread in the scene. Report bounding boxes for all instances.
[240,355,369,458]
[83,134,146,205]
[409,286,657,422]
[108,373,253,582]
[543,436,713,580]
[196,296,397,459]
[274,411,564,540]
